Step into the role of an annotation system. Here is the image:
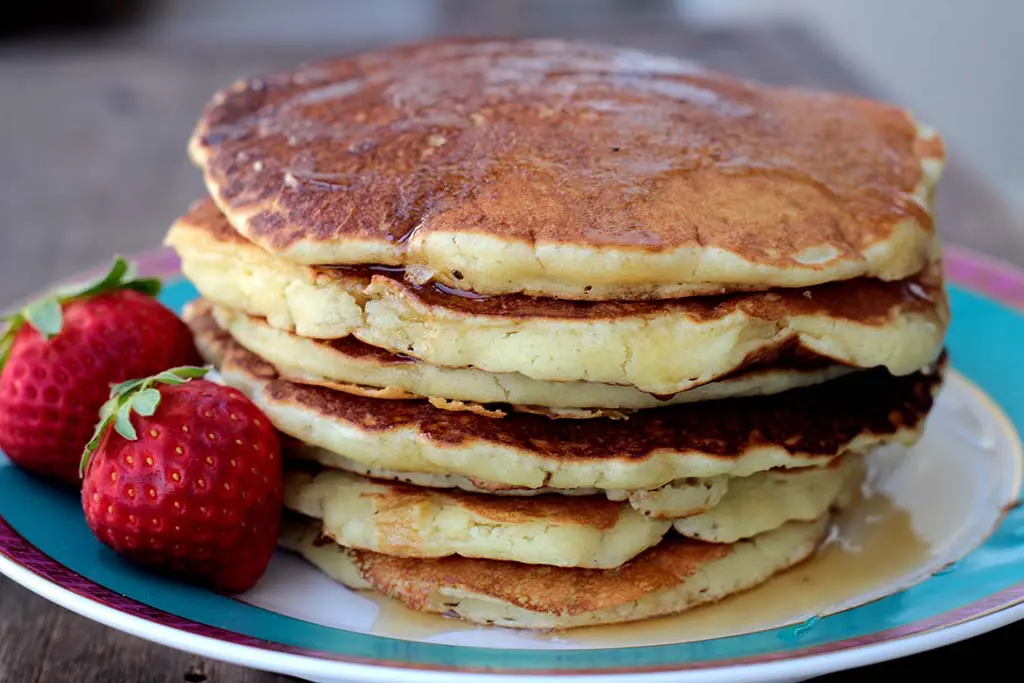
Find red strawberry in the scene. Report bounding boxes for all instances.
[0,257,200,487]
[81,367,283,593]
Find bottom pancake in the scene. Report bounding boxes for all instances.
[279,513,832,630]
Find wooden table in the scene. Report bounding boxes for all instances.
[1,4,1022,681]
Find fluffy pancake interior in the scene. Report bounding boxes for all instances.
[279,513,832,629]
[288,443,863,521]
[282,453,861,569]
[207,300,857,413]
[283,469,670,569]
[670,455,865,543]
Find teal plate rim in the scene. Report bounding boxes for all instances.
[3,244,1024,678]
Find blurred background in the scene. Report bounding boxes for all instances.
[2,0,1022,303]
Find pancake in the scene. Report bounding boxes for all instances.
[167,200,949,395]
[189,37,945,301]
[671,455,864,543]
[283,469,671,568]
[205,301,854,413]
[189,304,945,491]
[289,445,861,521]
[279,513,832,629]
[283,454,861,566]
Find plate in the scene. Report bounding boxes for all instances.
[3,246,1024,683]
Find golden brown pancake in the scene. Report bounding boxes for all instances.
[281,455,861,566]
[189,38,944,300]
[282,441,861,520]
[203,299,856,416]
[283,468,672,568]
[167,199,949,395]
[173,197,946,323]
[280,513,832,629]
[188,304,945,490]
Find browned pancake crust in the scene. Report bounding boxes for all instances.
[190,38,940,297]
[182,195,247,244]
[361,267,944,323]
[190,308,945,463]
[179,197,947,325]
[341,522,729,615]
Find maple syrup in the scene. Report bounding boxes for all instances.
[565,490,928,647]
[365,592,478,640]
[364,486,934,647]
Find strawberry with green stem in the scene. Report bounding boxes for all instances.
[0,257,201,486]
[81,366,282,593]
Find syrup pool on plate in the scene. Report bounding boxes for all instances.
[364,483,931,647]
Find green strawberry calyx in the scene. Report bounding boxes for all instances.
[0,256,162,371]
[79,365,211,476]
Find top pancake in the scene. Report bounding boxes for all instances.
[189,37,946,301]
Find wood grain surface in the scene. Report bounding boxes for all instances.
[1,3,1021,682]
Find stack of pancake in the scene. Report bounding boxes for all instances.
[166,38,950,630]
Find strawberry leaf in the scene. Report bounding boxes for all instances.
[80,398,118,476]
[114,401,138,441]
[131,388,161,416]
[80,417,114,475]
[0,329,13,370]
[149,366,210,385]
[108,377,148,397]
[65,257,130,299]
[122,279,162,297]
[66,257,161,301]
[65,256,163,302]
[79,365,212,477]
[22,297,63,340]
